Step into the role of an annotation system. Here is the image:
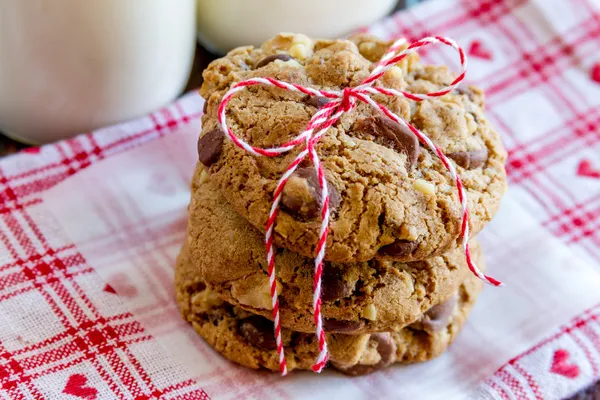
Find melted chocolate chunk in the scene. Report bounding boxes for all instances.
[448,148,488,169]
[255,54,293,69]
[338,333,397,376]
[378,240,418,257]
[323,318,364,333]
[197,129,225,167]
[321,266,354,302]
[421,295,457,333]
[353,116,420,170]
[280,168,340,219]
[238,316,277,350]
[305,96,331,109]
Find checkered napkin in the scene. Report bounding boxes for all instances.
[1,0,599,399]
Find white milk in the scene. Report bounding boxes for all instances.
[0,0,196,143]
[196,0,397,53]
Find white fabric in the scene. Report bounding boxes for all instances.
[40,122,600,399]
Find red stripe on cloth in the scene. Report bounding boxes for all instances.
[510,362,544,400]
[497,369,531,399]
[572,329,600,376]
[487,379,513,400]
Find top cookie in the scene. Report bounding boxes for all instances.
[198,33,507,263]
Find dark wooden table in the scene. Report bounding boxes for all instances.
[0,33,597,400]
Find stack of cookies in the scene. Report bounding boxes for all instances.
[176,33,507,375]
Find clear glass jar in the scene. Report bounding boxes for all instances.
[196,0,397,54]
[0,0,197,143]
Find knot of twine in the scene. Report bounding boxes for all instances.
[217,36,502,376]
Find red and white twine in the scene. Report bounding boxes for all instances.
[217,36,502,376]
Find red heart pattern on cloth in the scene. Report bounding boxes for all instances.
[63,374,98,399]
[577,159,600,179]
[591,62,600,84]
[550,349,580,379]
[468,40,493,60]
[102,284,117,294]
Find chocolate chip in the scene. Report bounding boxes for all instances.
[255,54,292,69]
[421,295,457,333]
[448,148,488,169]
[305,96,330,109]
[202,101,208,114]
[353,116,420,170]
[338,333,397,376]
[197,129,225,167]
[280,168,340,219]
[186,281,206,296]
[321,266,354,302]
[378,240,418,257]
[371,333,397,367]
[323,318,364,333]
[237,316,277,350]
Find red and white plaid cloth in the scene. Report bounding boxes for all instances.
[1,0,599,398]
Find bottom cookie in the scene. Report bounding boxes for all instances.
[175,243,483,375]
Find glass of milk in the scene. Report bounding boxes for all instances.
[196,0,398,54]
[0,0,196,143]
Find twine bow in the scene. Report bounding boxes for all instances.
[217,36,502,376]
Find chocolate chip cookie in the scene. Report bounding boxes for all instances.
[197,33,507,263]
[186,168,484,334]
[175,242,483,374]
